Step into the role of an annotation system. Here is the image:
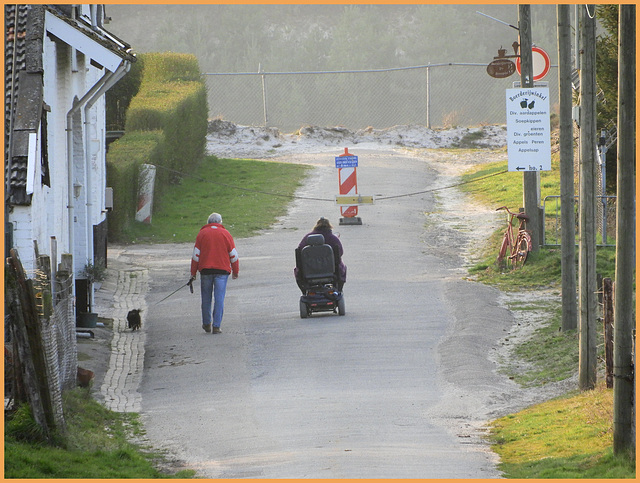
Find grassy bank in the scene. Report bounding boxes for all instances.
[489,383,635,478]
[120,155,311,243]
[5,389,195,478]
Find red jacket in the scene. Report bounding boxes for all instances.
[191,223,239,277]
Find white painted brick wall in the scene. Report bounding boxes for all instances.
[12,34,111,276]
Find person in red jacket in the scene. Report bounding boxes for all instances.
[190,213,239,334]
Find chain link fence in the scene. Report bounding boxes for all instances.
[543,195,617,248]
[204,63,559,132]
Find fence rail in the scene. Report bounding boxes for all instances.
[203,63,559,132]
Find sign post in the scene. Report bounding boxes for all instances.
[518,6,541,253]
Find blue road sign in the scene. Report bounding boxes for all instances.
[335,155,358,168]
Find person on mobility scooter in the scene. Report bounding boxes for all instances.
[294,217,346,318]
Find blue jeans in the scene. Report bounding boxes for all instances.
[200,273,229,328]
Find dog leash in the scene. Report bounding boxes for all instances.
[154,279,194,306]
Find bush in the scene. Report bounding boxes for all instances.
[105,56,144,131]
[5,404,49,444]
[138,52,202,85]
[126,81,207,173]
[106,52,208,241]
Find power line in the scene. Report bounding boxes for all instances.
[201,62,488,77]
[154,164,333,202]
[155,163,509,203]
[376,169,509,200]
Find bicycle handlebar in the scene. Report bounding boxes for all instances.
[496,206,529,221]
[496,206,514,214]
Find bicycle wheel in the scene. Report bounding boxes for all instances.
[497,232,510,265]
[512,232,531,269]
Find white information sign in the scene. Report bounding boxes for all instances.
[506,87,552,172]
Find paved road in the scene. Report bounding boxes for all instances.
[114,148,512,478]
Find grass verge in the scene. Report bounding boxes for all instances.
[498,299,579,387]
[5,388,195,478]
[488,383,635,478]
[120,155,311,243]
[457,150,633,478]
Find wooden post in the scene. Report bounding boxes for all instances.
[578,4,597,391]
[557,4,578,331]
[36,255,53,319]
[613,3,636,456]
[602,278,614,388]
[57,253,74,304]
[6,250,51,439]
[35,254,66,433]
[519,5,541,252]
[59,253,73,274]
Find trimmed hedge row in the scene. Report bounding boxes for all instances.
[105,131,163,240]
[105,56,143,131]
[106,53,208,241]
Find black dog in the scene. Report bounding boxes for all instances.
[127,309,142,331]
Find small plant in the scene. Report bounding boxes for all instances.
[442,110,460,129]
[5,403,49,444]
[454,129,488,149]
[81,260,106,283]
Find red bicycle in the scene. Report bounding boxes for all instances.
[496,206,532,269]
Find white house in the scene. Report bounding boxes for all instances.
[5,5,135,315]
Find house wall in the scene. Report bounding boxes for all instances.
[74,65,109,275]
[10,207,34,271]
[85,89,108,239]
[11,28,110,276]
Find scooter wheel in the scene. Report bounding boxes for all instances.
[338,297,346,316]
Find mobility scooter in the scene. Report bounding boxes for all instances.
[295,234,345,318]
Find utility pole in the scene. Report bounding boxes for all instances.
[557,5,577,332]
[518,5,541,251]
[613,3,635,457]
[578,4,597,391]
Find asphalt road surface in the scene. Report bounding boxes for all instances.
[128,147,518,478]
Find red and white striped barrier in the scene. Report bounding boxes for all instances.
[339,165,358,219]
[135,164,156,224]
[335,148,362,225]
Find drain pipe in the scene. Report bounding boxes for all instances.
[66,66,120,280]
[82,60,130,310]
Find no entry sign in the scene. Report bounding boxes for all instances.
[516,46,551,81]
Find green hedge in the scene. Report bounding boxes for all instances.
[106,131,164,239]
[138,52,202,85]
[125,81,207,173]
[105,56,144,131]
[106,52,208,241]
